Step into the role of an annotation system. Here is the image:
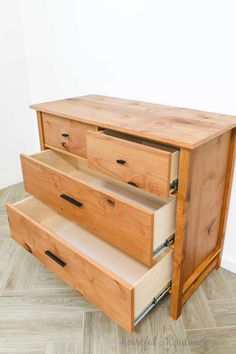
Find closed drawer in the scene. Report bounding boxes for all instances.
[6,197,173,332]
[42,113,96,158]
[20,149,176,266]
[87,130,179,199]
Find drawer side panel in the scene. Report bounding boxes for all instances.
[134,248,173,317]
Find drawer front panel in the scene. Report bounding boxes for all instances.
[87,131,172,198]
[42,113,96,158]
[6,203,134,332]
[20,154,154,266]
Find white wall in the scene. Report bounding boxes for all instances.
[1,0,236,271]
[0,0,39,190]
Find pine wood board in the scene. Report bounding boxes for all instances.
[30,94,236,149]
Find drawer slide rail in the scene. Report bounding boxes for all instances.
[153,234,175,257]
[134,282,172,327]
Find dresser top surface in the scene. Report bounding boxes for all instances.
[31,94,236,149]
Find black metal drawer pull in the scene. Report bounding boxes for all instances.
[24,243,32,254]
[45,250,66,267]
[60,194,83,207]
[61,133,69,137]
[116,159,126,165]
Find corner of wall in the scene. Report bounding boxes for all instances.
[221,254,236,274]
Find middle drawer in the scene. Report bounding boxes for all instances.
[21,149,176,266]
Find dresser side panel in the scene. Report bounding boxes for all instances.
[182,131,231,282]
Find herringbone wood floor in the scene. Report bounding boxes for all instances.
[1,183,236,354]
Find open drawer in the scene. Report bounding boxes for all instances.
[6,197,173,332]
[20,150,176,266]
[86,130,179,199]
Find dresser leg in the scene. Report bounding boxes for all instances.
[169,148,192,320]
[37,111,46,151]
[215,128,236,269]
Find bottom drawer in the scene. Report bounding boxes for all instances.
[6,197,173,332]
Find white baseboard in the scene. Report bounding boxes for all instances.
[221,255,236,274]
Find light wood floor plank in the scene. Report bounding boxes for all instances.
[45,341,80,354]
[0,240,18,291]
[0,312,83,342]
[208,297,236,326]
[0,290,98,314]
[0,182,28,205]
[117,296,191,354]
[4,245,40,291]
[186,326,236,354]
[201,269,234,300]
[82,312,118,354]
[32,264,68,289]
[2,287,97,305]
[220,268,236,296]
[0,207,11,239]
[181,286,216,330]
[0,341,45,354]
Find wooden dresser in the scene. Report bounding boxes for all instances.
[6,95,236,332]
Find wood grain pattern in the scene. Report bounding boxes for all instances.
[183,248,221,294]
[20,153,154,266]
[221,268,236,295]
[46,341,80,354]
[216,128,236,268]
[82,312,118,354]
[170,132,232,320]
[87,131,172,199]
[201,266,234,300]
[186,326,236,354]
[182,132,231,283]
[181,286,216,330]
[0,241,18,291]
[182,257,218,305]
[208,297,236,327]
[169,148,192,319]
[42,113,96,158]
[6,203,134,332]
[4,245,39,291]
[37,111,45,151]
[30,95,236,149]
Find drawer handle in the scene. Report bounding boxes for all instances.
[24,243,32,254]
[45,250,66,267]
[116,159,126,165]
[60,194,83,207]
[61,133,69,137]
[128,181,138,188]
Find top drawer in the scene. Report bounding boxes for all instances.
[87,130,179,199]
[42,113,96,158]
